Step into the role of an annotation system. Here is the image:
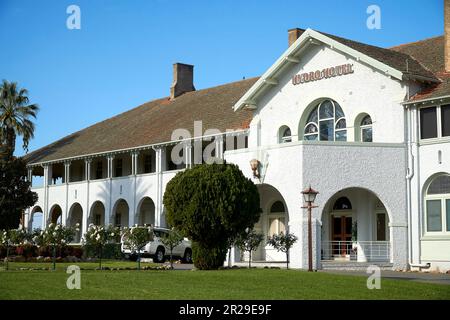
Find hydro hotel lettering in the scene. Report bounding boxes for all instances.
[291,63,354,85]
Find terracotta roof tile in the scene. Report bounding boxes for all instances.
[25,77,258,164]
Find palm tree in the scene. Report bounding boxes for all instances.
[0,80,39,160]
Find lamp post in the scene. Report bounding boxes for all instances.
[301,186,319,272]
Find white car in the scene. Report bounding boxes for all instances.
[121,227,192,263]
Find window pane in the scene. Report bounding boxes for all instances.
[335,102,345,119]
[446,199,450,232]
[319,100,334,119]
[304,134,318,141]
[320,119,334,141]
[307,106,318,123]
[278,218,286,234]
[427,175,450,194]
[441,105,450,137]
[335,118,346,129]
[305,123,318,134]
[269,218,277,237]
[362,127,373,142]
[361,115,372,126]
[335,130,347,141]
[426,200,442,232]
[270,201,285,213]
[420,107,437,139]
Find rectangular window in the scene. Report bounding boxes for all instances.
[420,107,437,139]
[95,214,101,226]
[362,127,373,142]
[441,105,450,137]
[447,199,450,232]
[319,120,334,141]
[115,159,123,177]
[426,199,442,232]
[115,213,121,227]
[95,161,103,179]
[144,155,152,173]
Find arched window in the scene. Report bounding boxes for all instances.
[360,115,373,142]
[425,174,450,233]
[333,197,352,210]
[304,99,347,141]
[268,201,286,236]
[278,126,292,143]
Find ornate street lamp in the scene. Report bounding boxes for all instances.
[301,186,319,272]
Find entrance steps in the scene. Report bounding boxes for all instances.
[320,260,393,271]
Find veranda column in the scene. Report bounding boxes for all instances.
[106,154,114,226]
[152,146,163,227]
[83,158,91,237]
[42,164,50,227]
[130,151,139,227]
[63,161,71,226]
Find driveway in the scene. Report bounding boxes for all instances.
[319,269,450,285]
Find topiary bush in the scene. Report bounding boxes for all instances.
[163,162,261,270]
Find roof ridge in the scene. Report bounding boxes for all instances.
[390,35,443,50]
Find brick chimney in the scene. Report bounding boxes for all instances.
[170,63,195,99]
[288,28,303,47]
[445,0,450,72]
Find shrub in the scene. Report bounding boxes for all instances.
[235,229,264,268]
[163,163,261,270]
[121,226,153,270]
[267,232,298,269]
[83,224,119,269]
[192,242,229,270]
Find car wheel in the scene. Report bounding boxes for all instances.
[183,249,193,263]
[154,247,165,263]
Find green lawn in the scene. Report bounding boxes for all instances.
[0,266,449,300]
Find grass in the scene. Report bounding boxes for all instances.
[0,266,449,300]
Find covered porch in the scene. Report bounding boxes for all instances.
[320,187,392,265]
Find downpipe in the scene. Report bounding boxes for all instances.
[405,105,430,270]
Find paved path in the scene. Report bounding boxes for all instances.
[319,269,450,285]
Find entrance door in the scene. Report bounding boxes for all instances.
[331,215,352,256]
[376,213,387,241]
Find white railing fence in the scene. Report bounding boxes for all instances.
[321,241,390,262]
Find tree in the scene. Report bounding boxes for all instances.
[0,227,29,270]
[0,80,39,160]
[121,226,153,270]
[34,223,77,271]
[0,157,38,230]
[83,224,119,269]
[267,232,298,269]
[163,162,261,270]
[159,228,184,269]
[235,229,264,268]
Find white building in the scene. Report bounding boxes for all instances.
[24,9,450,272]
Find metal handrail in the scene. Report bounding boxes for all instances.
[321,240,390,262]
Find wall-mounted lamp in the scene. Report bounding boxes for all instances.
[250,159,260,178]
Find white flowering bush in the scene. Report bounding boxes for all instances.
[121,226,154,270]
[0,227,30,270]
[83,224,119,269]
[33,223,78,270]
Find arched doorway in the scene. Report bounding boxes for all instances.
[137,197,155,226]
[89,201,105,226]
[49,204,62,225]
[320,187,390,262]
[68,203,83,243]
[30,206,44,231]
[112,199,129,228]
[249,184,289,262]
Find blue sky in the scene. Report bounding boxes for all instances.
[0,0,443,156]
